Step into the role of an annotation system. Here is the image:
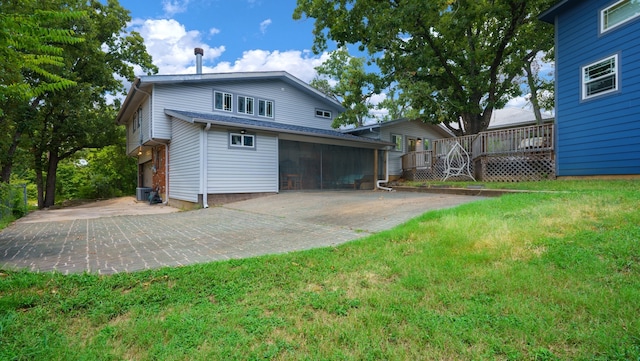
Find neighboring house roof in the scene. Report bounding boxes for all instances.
[488,108,554,130]
[165,109,394,148]
[116,71,343,125]
[539,0,579,23]
[345,118,455,138]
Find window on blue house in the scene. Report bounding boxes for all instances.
[601,0,640,33]
[582,54,618,100]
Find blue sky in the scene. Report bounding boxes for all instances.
[119,0,327,83]
[117,0,551,115]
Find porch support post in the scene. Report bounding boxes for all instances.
[374,149,379,183]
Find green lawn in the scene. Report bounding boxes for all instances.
[1,180,639,360]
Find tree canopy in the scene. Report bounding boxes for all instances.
[310,48,386,128]
[294,0,556,135]
[0,0,157,208]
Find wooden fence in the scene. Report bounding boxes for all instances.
[401,124,555,182]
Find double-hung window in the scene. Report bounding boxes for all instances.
[391,134,403,152]
[214,91,233,112]
[582,54,619,100]
[258,99,274,118]
[237,95,254,115]
[601,0,640,33]
[229,132,255,149]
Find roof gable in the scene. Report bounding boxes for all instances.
[116,71,343,125]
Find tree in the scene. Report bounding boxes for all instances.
[0,0,84,183]
[310,48,386,128]
[10,0,157,208]
[294,0,556,135]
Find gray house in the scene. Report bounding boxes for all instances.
[115,68,392,208]
[346,119,454,180]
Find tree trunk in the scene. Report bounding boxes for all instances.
[35,156,44,209]
[525,58,544,125]
[0,126,23,183]
[42,150,60,208]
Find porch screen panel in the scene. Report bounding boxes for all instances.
[279,140,375,190]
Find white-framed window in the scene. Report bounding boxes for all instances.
[582,54,619,100]
[391,134,403,152]
[601,0,640,33]
[229,132,255,149]
[214,91,233,112]
[315,109,332,119]
[237,95,254,115]
[132,107,142,132]
[258,99,274,118]
[132,110,137,132]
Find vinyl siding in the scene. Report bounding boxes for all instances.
[150,79,340,141]
[359,121,450,176]
[126,98,152,154]
[555,0,640,176]
[169,120,201,202]
[206,129,278,193]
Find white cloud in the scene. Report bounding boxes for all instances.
[259,19,272,34]
[162,0,190,17]
[207,49,329,83]
[129,18,225,75]
[209,27,221,36]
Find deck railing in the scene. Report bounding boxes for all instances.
[401,123,555,181]
[474,123,554,156]
[401,150,433,170]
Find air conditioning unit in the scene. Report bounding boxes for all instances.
[136,187,153,201]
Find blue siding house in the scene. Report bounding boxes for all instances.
[540,0,640,177]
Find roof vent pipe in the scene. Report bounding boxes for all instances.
[194,47,204,74]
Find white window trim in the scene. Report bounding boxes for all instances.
[237,95,255,115]
[601,0,640,33]
[214,91,233,112]
[229,132,256,149]
[258,99,274,118]
[391,133,403,152]
[315,109,332,119]
[581,54,619,100]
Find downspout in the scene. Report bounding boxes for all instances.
[376,148,394,192]
[202,123,211,208]
[164,144,170,205]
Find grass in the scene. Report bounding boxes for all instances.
[1,180,639,360]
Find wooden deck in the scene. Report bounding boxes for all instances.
[402,124,555,182]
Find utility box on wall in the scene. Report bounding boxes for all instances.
[136,187,153,201]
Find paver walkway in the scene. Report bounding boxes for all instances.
[0,191,484,274]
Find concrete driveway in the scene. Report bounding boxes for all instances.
[0,191,484,274]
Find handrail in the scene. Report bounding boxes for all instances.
[402,123,555,172]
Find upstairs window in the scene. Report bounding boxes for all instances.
[237,95,254,115]
[258,99,274,118]
[582,54,619,100]
[229,132,255,149]
[391,134,403,152]
[315,109,332,119]
[601,0,640,33]
[214,91,233,112]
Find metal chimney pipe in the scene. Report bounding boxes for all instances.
[194,47,203,74]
